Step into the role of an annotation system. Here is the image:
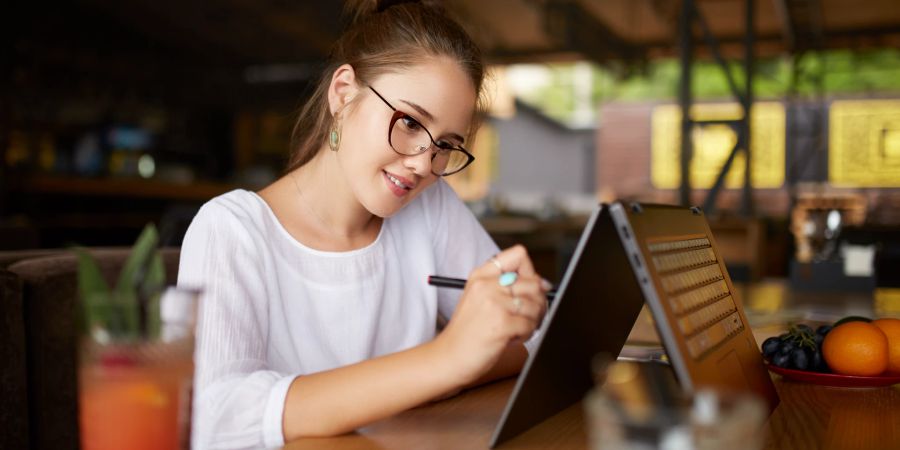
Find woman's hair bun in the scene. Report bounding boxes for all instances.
[343,0,444,28]
[376,0,422,13]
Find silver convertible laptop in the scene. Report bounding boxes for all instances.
[490,202,778,448]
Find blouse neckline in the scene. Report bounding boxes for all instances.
[245,190,386,258]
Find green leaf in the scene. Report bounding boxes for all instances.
[115,291,140,340]
[115,223,159,297]
[74,247,111,335]
[144,251,166,295]
[143,252,166,338]
[75,247,110,300]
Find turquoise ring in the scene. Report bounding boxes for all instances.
[499,271,518,287]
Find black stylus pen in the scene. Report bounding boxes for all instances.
[428,275,557,300]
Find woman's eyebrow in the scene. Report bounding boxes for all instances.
[399,99,466,144]
[399,99,434,122]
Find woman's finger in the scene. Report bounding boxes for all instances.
[509,275,544,299]
[505,294,545,321]
[496,245,536,277]
[472,254,509,278]
[502,277,547,321]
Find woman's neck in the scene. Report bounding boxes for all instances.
[261,150,381,252]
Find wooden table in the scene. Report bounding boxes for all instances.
[282,375,900,450]
[284,281,900,449]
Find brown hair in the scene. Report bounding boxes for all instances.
[286,0,486,172]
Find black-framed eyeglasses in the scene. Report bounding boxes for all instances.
[368,85,475,177]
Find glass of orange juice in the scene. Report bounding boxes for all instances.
[78,287,198,450]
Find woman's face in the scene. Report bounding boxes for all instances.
[335,57,477,218]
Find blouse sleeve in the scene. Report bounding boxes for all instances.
[428,181,500,320]
[178,200,295,449]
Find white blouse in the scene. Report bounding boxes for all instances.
[177,180,499,449]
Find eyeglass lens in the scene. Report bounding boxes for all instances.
[390,115,469,176]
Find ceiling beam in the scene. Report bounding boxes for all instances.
[773,0,825,52]
[543,0,646,70]
[638,24,900,57]
[773,0,798,50]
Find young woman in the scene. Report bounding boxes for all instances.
[178,1,549,448]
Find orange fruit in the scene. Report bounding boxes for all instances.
[872,318,900,374]
[822,321,889,376]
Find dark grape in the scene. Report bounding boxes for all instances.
[762,337,782,359]
[790,348,810,371]
[814,333,825,346]
[771,352,791,368]
[780,340,796,354]
[816,324,833,336]
[796,324,813,335]
[809,347,828,373]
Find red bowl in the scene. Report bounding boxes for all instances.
[766,363,900,388]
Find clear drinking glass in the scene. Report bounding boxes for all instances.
[584,360,767,450]
[78,287,199,450]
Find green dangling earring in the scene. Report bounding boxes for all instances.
[328,126,340,151]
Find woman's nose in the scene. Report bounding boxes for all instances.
[402,145,435,177]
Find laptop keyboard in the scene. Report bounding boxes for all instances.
[648,237,745,360]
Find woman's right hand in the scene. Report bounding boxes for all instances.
[434,245,550,386]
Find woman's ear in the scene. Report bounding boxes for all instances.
[327,64,360,117]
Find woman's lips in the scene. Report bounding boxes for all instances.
[383,171,414,197]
